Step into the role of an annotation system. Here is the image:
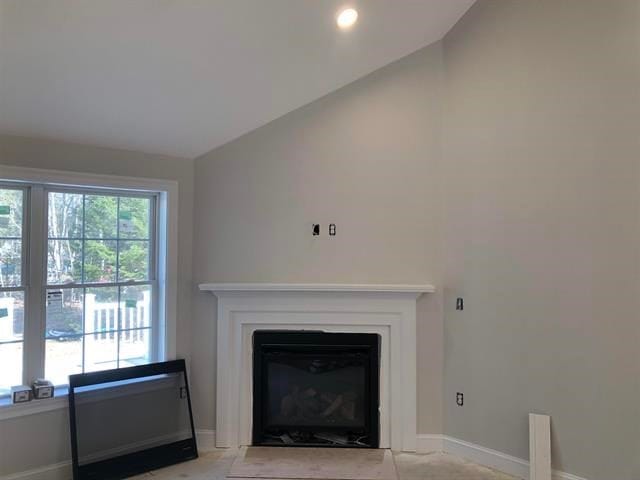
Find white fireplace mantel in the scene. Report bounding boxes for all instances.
[199,283,434,452]
[199,283,435,294]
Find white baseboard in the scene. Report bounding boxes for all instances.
[0,430,589,480]
[0,430,217,480]
[443,435,530,479]
[196,429,216,451]
[415,434,444,453]
[551,472,590,480]
[415,434,589,480]
[1,461,71,480]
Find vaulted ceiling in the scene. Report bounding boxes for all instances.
[0,0,474,158]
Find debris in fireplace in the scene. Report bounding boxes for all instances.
[265,430,370,447]
[279,385,359,423]
[314,432,350,445]
[278,432,295,444]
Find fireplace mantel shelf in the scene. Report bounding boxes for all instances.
[198,283,435,294]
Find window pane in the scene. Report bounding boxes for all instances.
[0,188,23,238]
[118,197,150,239]
[85,195,117,239]
[45,337,82,386]
[47,239,82,284]
[48,192,83,238]
[0,291,24,342]
[85,287,118,333]
[84,334,118,373]
[46,288,83,338]
[43,189,157,382]
[118,241,149,281]
[84,240,117,283]
[119,328,151,368]
[120,285,151,329]
[0,239,21,287]
[0,342,22,393]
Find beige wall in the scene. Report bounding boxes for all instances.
[192,43,446,434]
[0,135,195,475]
[442,1,640,479]
[0,408,70,475]
[2,2,639,478]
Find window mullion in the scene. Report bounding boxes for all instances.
[150,280,159,362]
[81,195,86,373]
[23,185,46,385]
[116,197,121,368]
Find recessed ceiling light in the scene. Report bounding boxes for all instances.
[336,8,358,29]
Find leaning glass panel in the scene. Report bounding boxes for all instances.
[69,361,197,478]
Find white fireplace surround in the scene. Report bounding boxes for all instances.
[199,283,435,452]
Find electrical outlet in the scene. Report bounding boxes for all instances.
[179,386,188,399]
[329,224,336,236]
[456,392,464,406]
[312,224,320,236]
[456,297,464,311]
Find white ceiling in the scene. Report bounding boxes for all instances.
[0,0,474,159]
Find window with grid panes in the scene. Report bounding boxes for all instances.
[0,182,161,397]
[45,190,156,386]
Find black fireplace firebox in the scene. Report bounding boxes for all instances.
[252,331,380,448]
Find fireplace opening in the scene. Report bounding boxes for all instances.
[252,331,380,448]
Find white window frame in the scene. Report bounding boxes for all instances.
[0,165,178,419]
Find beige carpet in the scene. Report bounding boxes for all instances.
[227,447,398,480]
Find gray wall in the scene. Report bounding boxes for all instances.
[2,2,640,478]
[192,43,446,435]
[0,135,195,476]
[441,1,640,479]
[0,408,70,475]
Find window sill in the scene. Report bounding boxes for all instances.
[0,375,175,421]
[0,390,69,420]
